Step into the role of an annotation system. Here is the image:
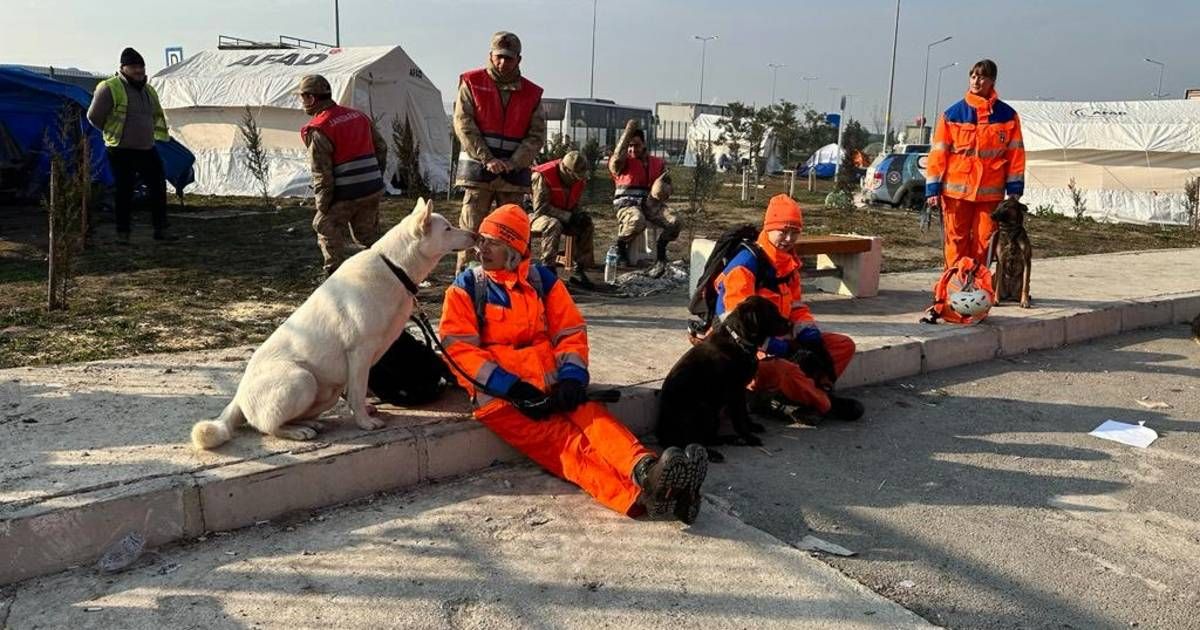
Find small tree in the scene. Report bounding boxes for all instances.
[45,104,92,310]
[684,140,720,242]
[581,136,603,201]
[1185,176,1199,231]
[539,132,572,162]
[238,105,270,204]
[391,115,430,199]
[834,148,859,194]
[1068,177,1086,221]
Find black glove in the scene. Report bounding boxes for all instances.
[550,379,588,413]
[791,337,837,388]
[507,380,553,420]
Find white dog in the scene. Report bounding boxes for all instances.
[191,198,476,449]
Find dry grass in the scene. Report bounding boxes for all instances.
[2,172,1197,368]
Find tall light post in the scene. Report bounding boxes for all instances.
[801,76,818,109]
[1144,57,1166,99]
[768,63,785,103]
[828,86,842,112]
[920,35,952,141]
[589,0,598,98]
[883,0,901,152]
[694,35,718,104]
[334,0,340,47]
[933,61,957,125]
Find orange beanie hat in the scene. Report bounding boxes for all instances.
[479,204,531,257]
[763,194,804,232]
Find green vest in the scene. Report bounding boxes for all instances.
[98,75,170,147]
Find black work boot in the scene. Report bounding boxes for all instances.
[632,447,690,517]
[672,444,709,524]
[824,395,865,421]
[648,239,670,278]
[615,240,631,266]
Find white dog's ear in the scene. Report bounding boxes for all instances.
[411,197,432,235]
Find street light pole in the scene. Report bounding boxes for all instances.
[334,0,340,47]
[1145,57,1166,99]
[883,0,901,153]
[589,0,598,98]
[921,35,952,142]
[768,63,784,103]
[828,87,842,112]
[694,35,718,104]
[801,76,818,109]
[933,61,958,125]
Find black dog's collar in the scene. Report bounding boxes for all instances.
[379,254,420,296]
[724,325,764,356]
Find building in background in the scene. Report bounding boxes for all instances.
[542,97,652,154]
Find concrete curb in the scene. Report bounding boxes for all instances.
[3,293,1198,586]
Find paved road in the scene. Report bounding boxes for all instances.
[709,324,1200,629]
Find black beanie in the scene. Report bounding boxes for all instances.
[120,47,145,67]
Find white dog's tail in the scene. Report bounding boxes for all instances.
[191,400,245,450]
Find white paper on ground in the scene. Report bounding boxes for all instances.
[1088,420,1158,448]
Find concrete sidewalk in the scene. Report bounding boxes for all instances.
[3,248,1198,585]
[2,466,934,629]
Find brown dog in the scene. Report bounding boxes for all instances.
[989,199,1032,308]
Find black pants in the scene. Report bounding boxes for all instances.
[108,147,167,234]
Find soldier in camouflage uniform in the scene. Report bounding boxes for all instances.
[296,75,389,276]
[530,151,596,286]
[609,119,681,278]
[452,31,546,272]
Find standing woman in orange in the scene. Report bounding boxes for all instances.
[924,59,1026,270]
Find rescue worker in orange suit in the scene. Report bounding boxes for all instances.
[925,59,1025,271]
[453,31,546,272]
[609,118,681,279]
[297,74,389,276]
[713,195,864,422]
[439,205,709,522]
[530,150,597,288]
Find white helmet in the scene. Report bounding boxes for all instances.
[949,288,992,318]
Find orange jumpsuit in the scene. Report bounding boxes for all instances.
[439,259,653,515]
[925,90,1026,268]
[714,231,856,414]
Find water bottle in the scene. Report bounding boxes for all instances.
[604,245,619,284]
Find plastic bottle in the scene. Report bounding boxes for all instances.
[604,245,619,284]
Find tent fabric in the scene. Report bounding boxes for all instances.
[1008,99,1200,224]
[683,113,781,173]
[800,143,844,179]
[0,65,113,193]
[153,46,451,197]
[156,138,196,197]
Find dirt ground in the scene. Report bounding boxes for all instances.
[3,173,1198,368]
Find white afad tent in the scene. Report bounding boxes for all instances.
[1010,99,1200,224]
[683,113,781,173]
[153,46,451,197]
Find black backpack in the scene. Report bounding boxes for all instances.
[688,224,789,337]
[367,327,452,406]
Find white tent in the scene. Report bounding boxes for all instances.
[683,113,781,173]
[153,46,451,197]
[1010,99,1200,224]
[801,143,844,178]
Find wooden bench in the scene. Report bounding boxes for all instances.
[689,233,882,298]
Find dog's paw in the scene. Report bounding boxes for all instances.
[748,421,766,433]
[707,449,726,463]
[272,425,318,441]
[1019,299,1032,309]
[356,415,386,431]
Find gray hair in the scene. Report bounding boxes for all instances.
[503,245,523,271]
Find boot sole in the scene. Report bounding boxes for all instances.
[673,445,709,524]
[645,454,694,517]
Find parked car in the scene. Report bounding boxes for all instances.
[862,146,929,210]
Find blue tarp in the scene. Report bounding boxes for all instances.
[0,66,195,198]
[0,65,112,192]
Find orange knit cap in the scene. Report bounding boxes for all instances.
[762,194,804,232]
[479,204,531,257]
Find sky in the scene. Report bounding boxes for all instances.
[5,0,1199,129]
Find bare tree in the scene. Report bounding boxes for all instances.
[391,115,430,198]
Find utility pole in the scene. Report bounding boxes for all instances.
[589,0,598,98]
[1145,57,1166,99]
[801,76,818,109]
[694,35,718,104]
[933,61,958,125]
[883,0,901,153]
[334,0,340,47]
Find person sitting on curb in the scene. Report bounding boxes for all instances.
[713,195,864,422]
[608,119,681,278]
[439,204,709,523]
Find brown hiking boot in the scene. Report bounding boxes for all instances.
[672,444,709,524]
[632,447,690,517]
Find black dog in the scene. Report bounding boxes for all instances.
[990,198,1033,308]
[657,296,791,462]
